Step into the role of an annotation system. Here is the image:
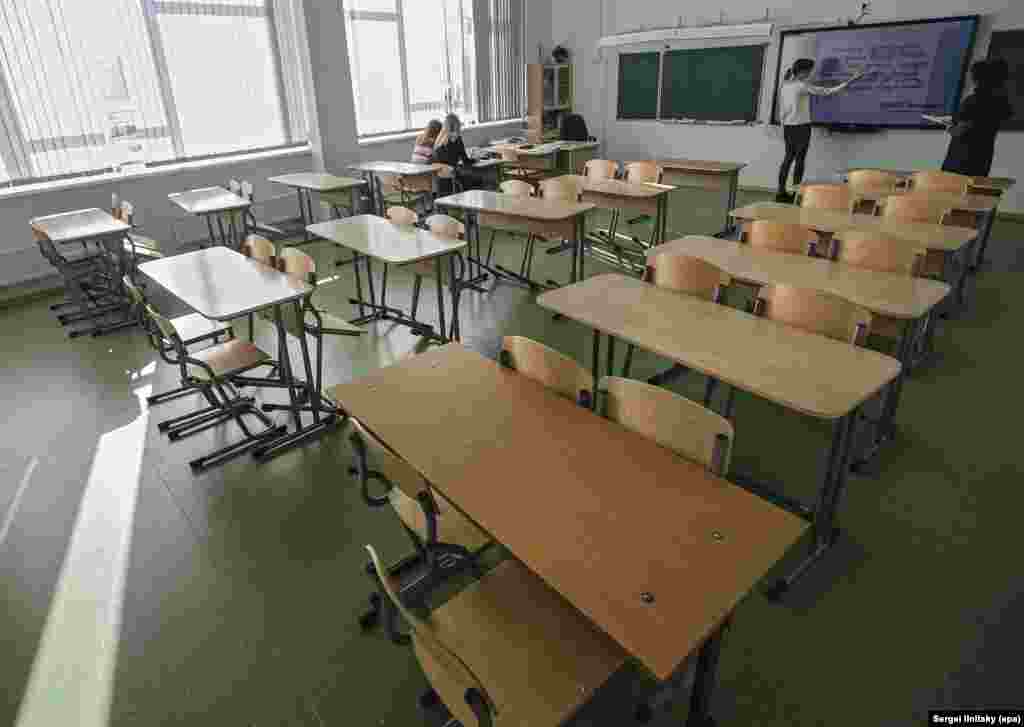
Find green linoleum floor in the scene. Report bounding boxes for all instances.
[1,188,1022,726]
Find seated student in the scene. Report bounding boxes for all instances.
[411,119,441,164]
[433,113,484,194]
[942,59,1013,177]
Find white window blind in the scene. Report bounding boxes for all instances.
[0,0,309,187]
[344,0,521,138]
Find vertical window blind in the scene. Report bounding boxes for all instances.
[0,0,309,187]
[344,0,523,138]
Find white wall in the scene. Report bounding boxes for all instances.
[0,0,553,289]
[551,0,1024,211]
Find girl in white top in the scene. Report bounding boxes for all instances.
[776,58,864,202]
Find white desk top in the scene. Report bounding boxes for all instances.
[139,247,311,321]
[348,161,443,176]
[436,190,594,220]
[307,215,466,264]
[168,187,251,215]
[652,236,951,320]
[267,172,366,191]
[30,208,129,243]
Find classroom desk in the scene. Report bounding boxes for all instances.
[307,215,467,342]
[651,235,950,463]
[538,273,900,597]
[435,189,594,289]
[31,208,135,337]
[347,161,444,216]
[731,201,977,312]
[330,344,807,721]
[659,159,747,234]
[268,172,365,244]
[559,176,673,273]
[168,187,251,249]
[490,140,600,176]
[139,247,321,467]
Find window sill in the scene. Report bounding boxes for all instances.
[357,118,527,147]
[0,145,312,202]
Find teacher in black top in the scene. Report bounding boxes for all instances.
[942,59,1013,177]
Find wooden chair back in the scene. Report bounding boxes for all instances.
[500,335,593,405]
[647,254,729,301]
[799,184,853,212]
[537,176,581,202]
[756,284,871,345]
[276,247,317,281]
[911,170,969,195]
[365,545,492,727]
[387,206,418,225]
[240,234,276,264]
[425,214,465,239]
[879,194,947,224]
[601,376,734,474]
[832,231,924,276]
[498,179,534,197]
[583,159,618,181]
[745,219,818,256]
[348,417,429,504]
[847,170,903,194]
[623,161,661,184]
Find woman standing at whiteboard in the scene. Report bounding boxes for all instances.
[777,58,864,202]
[942,59,1013,177]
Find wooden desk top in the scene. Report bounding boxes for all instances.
[564,175,674,199]
[168,187,251,215]
[730,202,976,252]
[307,215,466,264]
[436,190,594,220]
[267,172,366,191]
[139,247,311,321]
[330,345,807,680]
[538,274,900,419]
[844,168,1016,194]
[854,189,998,212]
[659,159,747,174]
[652,236,950,320]
[349,161,443,176]
[30,208,129,243]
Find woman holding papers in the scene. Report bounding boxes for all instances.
[942,59,1013,177]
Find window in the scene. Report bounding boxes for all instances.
[0,0,308,187]
[344,0,522,139]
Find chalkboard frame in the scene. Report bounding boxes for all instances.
[771,15,980,130]
[987,29,1024,131]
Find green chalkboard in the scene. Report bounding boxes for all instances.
[617,52,660,119]
[660,45,765,122]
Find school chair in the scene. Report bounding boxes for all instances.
[742,219,820,256]
[144,303,284,471]
[846,170,905,213]
[499,335,593,408]
[797,183,854,212]
[621,254,730,400]
[535,176,585,287]
[877,195,952,278]
[349,417,490,643]
[910,170,970,195]
[364,543,626,727]
[582,158,619,181]
[239,234,279,340]
[112,201,163,278]
[231,179,287,242]
[123,275,234,409]
[622,161,664,227]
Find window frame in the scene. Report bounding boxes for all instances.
[0,0,308,188]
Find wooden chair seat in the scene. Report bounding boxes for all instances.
[389,488,491,554]
[187,339,270,381]
[170,312,232,345]
[423,557,627,726]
